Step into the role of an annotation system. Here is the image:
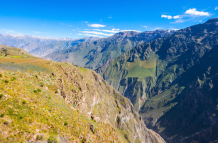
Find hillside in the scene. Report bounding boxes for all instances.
[97,18,218,142]
[0,45,165,143]
[45,30,175,69]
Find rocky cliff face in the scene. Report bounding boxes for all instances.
[0,44,165,143]
[45,30,175,69]
[97,18,218,142]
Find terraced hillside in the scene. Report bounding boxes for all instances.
[97,18,218,142]
[45,30,175,69]
[0,45,165,143]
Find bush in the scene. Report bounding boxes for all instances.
[0,74,2,78]
[4,80,9,83]
[11,77,16,81]
[34,89,41,94]
[64,122,68,126]
[81,138,86,143]
[3,121,9,125]
[39,82,44,87]
[22,101,26,104]
[48,135,58,143]
[90,124,94,133]
[0,113,4,117]
[36,134,44,140]
[0,94,3,98]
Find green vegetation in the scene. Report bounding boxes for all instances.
[0,44,161,143]
[98,18,218,142]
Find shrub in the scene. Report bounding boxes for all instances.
[22,101,26,104]
[0,74,2,78]
[81,138,86,143]
[90,124,94,133]
[0,113,4,117]
[0,94,3,98]
[48,135,58,143]
[36,134,44,140]
[4,80,9,83]
[3,121,9,125]
[64,122,68,126]
[39,82,44,87]
[34,89,41,94]
[11,77,16,81]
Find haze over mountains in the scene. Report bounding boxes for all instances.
[97,18,218,142]
[0,34,98,57]
[45,30,176,69]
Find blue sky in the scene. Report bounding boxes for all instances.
[0,0,217,39]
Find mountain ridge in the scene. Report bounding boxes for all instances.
[45,30,176,69]
[97,18,218,142]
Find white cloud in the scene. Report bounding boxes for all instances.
[161,15,180,19]
[72,30,76,31]
[162,8,211,24]
[69,25,72,27]
[88,24,106,28]
[170,29,180,31]
[78,26,141,38]
[215,7,218,10]
[78,33,103,38]
[185,8,210,16]
[0,29,23,35]
[121,30,141,32]
[1,29,16,33]
[85,21,88,23]
[81,31,114,36]
[108,16,112,18]
[141,25,147,28]
[93,28,120,33]
[199,20,203,22]
[33,31,40,34]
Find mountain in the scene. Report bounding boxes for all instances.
[96,18,218,142]
[0,34,98,57]
[0,44,165,143]
[45,30,175,69]
[29,37,98,57]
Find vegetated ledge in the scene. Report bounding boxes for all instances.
[0,45,165,143]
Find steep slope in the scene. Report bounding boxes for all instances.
[97,18,218,142]
[45,30,175,69]
[0,45,165,143]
